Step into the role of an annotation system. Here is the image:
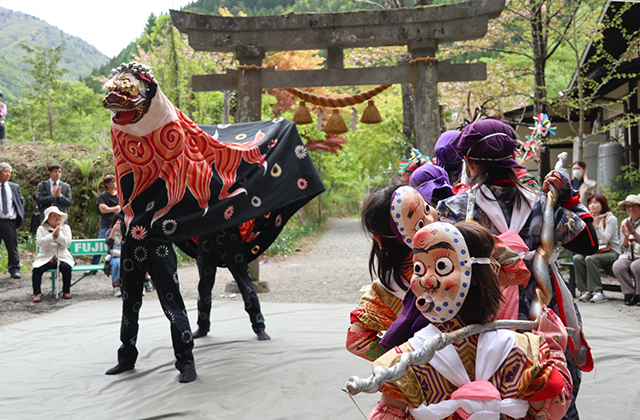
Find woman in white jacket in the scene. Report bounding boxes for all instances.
[31,206,75,302]
[574,194,620,303]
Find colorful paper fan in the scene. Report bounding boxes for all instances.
[530,113,556,138]
[516,136,546,163]
[398,148,433,178]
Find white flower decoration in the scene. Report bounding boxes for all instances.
[294,145,308,159]
[162,219,177,235]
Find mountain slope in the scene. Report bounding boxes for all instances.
[0,7,109,101]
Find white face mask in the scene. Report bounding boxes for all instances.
[572,168,584,180]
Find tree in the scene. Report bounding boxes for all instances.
[20,44,68,140]
[444,0,595,176]
[553,1,640,161]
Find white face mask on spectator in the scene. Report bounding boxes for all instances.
[572,168,584,180]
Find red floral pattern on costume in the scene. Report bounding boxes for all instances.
[112,107,266,229]
[131,226,147,240]
[297,178,308,190]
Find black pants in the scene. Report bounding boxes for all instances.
[0,219,19,274]
[32,260,72,294]
[116,239,195,373]
[197,227,265,334]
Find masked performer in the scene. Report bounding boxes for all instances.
[348,182,527,361]
[347,185,438,361]
[102,62,324,383]
[175,222,271,341]
[365,222,572,420]
[435,119,596,419]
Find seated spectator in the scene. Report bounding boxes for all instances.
[31,207,74,302]
[105,214,123,297]
[575,194,620,303]
[613,194,640,306]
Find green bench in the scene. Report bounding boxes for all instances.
[46,239,108,298]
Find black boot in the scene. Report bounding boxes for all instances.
[179,369,197,383]
[624,294,634,306]
[192,328,208,339]
[630,295,640,306]
[105,363,134,375]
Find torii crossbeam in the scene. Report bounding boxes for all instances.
[171,0,505,153]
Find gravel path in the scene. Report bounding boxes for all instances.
[0,218,373,326]
[1,217,639,326]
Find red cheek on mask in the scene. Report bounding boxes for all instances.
[442,280,459,298]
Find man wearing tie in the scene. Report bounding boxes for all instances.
[0,162,25,279]
[35,163,72,215]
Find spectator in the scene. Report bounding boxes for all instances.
[575,194,620,303]
[571,160,597,207]
[31,206,74,302]
[35,163,72,215]
[612,194,640,306]
[92,174,120,267]
[0,90,7,145]
[105,214,123,297]
[0,162,25,279]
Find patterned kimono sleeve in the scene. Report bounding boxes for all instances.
[371,342,425,408]
[492,236,530,286]
[347,281,404,361]
[436,193,468,224]
[513,332,572,420]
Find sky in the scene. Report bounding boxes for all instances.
[0,0,194,58]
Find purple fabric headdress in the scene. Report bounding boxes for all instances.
[452,119,524,169]
[409,164,454,203]
[434,130,463,174]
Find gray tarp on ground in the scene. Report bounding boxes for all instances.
[0,300,637,419]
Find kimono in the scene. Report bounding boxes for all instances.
[373,316,572,420]
[436,182,594,420]
[347,254,412,361]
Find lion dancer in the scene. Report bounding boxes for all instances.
[102,62,324,383]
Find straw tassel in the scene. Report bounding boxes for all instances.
[360,100,382,124]
[292,101,313,125]
[324,109,348,135]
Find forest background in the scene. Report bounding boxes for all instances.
[1,0,638,249]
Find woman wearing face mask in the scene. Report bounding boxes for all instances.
[571,161,597,207]
[574,194,620,303]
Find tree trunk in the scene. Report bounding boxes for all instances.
[46,88,53,141]
[402,82,415,146]
[222,91,230,124]
[168,22,181,109]
[530,0,550,179]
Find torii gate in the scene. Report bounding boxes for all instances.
[170,0,505,154]
[170,1,504,283]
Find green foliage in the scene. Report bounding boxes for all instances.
[82,42,139,93]
[0,8,108,100]
[183,0,378,15]
[265,213,324,256]
[174,244,195,267]
[9,44,111,143]
[600,164,640,221]
[135,14,231,124]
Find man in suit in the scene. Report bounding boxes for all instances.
[35,163,72,215]
[0,162,25,279]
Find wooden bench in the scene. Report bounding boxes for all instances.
[559,260,623,298]
[46,239,108,298]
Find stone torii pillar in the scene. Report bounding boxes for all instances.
[171,0,505,154]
